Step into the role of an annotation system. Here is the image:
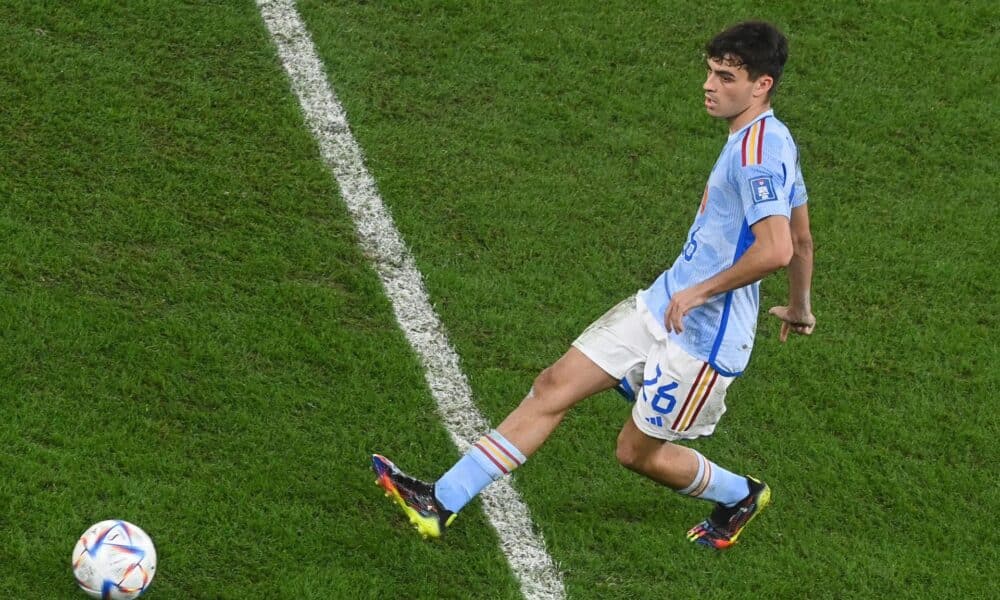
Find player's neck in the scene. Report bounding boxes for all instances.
[727,102,772,133]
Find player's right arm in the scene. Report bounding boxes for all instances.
[768,203,815,342]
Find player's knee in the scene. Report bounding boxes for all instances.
[615,429,645,471]
[523,367,572,419]
[531,366,558,396]
[530,366,564,403]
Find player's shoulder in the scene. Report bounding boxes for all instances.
[737,113,797,169]
[761,115,798,149]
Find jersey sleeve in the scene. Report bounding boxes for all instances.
[790,160,808,208]
[733,124,794,226]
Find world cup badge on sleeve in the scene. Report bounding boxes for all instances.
[749,176,777,204]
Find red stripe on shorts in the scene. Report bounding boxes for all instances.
[684,371,719,431]
[672,362,709,430]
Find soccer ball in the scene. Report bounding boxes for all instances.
[72,520,157,599]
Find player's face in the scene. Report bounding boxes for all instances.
[703,56,772,130]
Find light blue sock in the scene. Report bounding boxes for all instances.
[434,430,526,513]
[703,464,750,507]
[676,450,750,507]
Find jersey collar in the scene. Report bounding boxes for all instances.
[727,109,774,142]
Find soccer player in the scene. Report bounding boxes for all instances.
[373,20,815,550]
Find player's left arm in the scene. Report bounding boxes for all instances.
[768,203,816,341]
[665,215,792,333]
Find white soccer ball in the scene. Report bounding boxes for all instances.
[72,520,157,599]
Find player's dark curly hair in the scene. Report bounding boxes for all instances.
[706,21,788,97]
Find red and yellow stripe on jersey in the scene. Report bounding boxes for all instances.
[671,363,720,432]
[741,118,767,167]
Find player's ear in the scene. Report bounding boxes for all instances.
[753,74,774,98]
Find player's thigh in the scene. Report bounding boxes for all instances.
[569,294,655,383]
[630,340,735,441]
[533,295,656,412]
[532,346,618,412]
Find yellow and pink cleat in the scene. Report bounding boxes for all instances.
[687,476,771,549]
[372,454,456,539]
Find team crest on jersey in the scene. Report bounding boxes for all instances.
[749,176,777,204]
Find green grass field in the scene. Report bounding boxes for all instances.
[2,1,997,598]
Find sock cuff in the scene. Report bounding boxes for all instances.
[677,450,710,497]
[470,430,525,475]
[487,430,526,463]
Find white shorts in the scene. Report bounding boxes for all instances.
[572,294,735,441]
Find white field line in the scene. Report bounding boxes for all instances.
[256,2,566,599]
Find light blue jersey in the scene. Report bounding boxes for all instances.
[639,110,808,376]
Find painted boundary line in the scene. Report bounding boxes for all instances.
[255,2,566,598]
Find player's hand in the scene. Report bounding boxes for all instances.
[767,305,815,342]
[665,285,710,334]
